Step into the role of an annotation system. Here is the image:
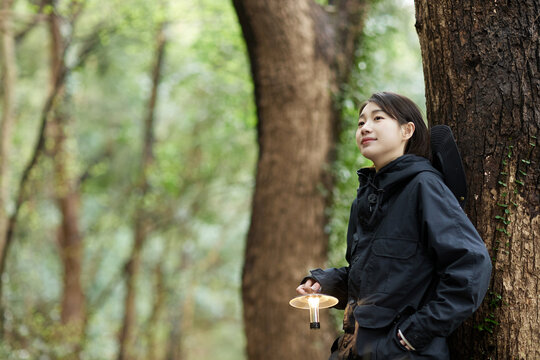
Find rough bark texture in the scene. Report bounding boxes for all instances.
[232,1,366,359]
[415,1,540,359]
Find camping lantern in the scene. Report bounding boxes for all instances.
[289,294,339,329]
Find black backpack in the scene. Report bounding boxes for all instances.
[430,125,467,209]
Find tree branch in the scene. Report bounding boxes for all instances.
[77,143,113,186]
[14,0,48,44]
[0,61,68,301]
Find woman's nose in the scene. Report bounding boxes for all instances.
[361,124,372,135]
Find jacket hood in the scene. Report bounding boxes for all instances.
[357,154,439,190]
[356,155,439,229]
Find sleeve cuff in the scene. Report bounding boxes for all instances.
[300,276,318,287]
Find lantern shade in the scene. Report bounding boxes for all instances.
[289,294,339,309]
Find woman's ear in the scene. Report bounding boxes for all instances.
[401,122,415,140]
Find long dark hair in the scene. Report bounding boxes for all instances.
[360,92,431,160]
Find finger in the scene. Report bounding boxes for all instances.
[311,282,321,292]
[399,340,411,351]
[296,284,311,295]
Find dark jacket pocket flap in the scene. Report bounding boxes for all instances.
[372,238,417,259]
[353,304,397,329]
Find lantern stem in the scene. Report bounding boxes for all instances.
[308,295,320,330]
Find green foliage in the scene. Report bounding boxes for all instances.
[4,0,254,359]
[475,291,504,334]
[2,0,423,358]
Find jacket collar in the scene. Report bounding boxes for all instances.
[357,154,438,191]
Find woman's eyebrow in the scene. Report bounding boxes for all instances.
[359,109,384,119]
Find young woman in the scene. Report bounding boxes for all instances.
[297,92,492,359]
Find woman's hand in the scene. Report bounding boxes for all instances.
[397,329,416,351]
[296,278,321,295]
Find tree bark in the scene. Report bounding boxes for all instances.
[415,1,539,358]
[232,1,366,359]
[117,23,166,360]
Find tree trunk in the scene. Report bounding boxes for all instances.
[232,1,366,359]
[117,23,166,360]
[48,0,86,353]
[0,1,69,331]
[415,1,539,358]
[0,0,16,288]
[145,263,166,360]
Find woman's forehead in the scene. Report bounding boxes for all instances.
[359,102,385,118]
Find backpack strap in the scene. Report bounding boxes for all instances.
[430,125,468,209]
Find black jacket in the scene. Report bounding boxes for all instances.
[309,155,492,359]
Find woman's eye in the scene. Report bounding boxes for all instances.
[358,121,365,127]
[374,116,383,120]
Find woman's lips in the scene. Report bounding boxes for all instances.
[361,137,375,145]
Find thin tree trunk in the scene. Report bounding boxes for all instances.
[233,1,366,358]
[165,315,184,360]
[48,0,86,354]
[415,1,540,358]
[117,23,166,360]
[0,0,90,332]
[0,0,16,284]
[0,28,68,332]
[145,263,166,360]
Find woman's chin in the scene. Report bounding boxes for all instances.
[359,150,375,161]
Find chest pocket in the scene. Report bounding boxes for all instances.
[362,237,418,295]
[372,238,417,259]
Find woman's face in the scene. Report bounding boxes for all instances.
[356,101,412,170]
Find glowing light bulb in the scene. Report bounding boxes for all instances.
[289,293,338,330]
[307,295,320,329]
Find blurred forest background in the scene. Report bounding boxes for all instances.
[0,0,424,359]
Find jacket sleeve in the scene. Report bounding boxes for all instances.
[399,176,492,351]
[306,267,349,310]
